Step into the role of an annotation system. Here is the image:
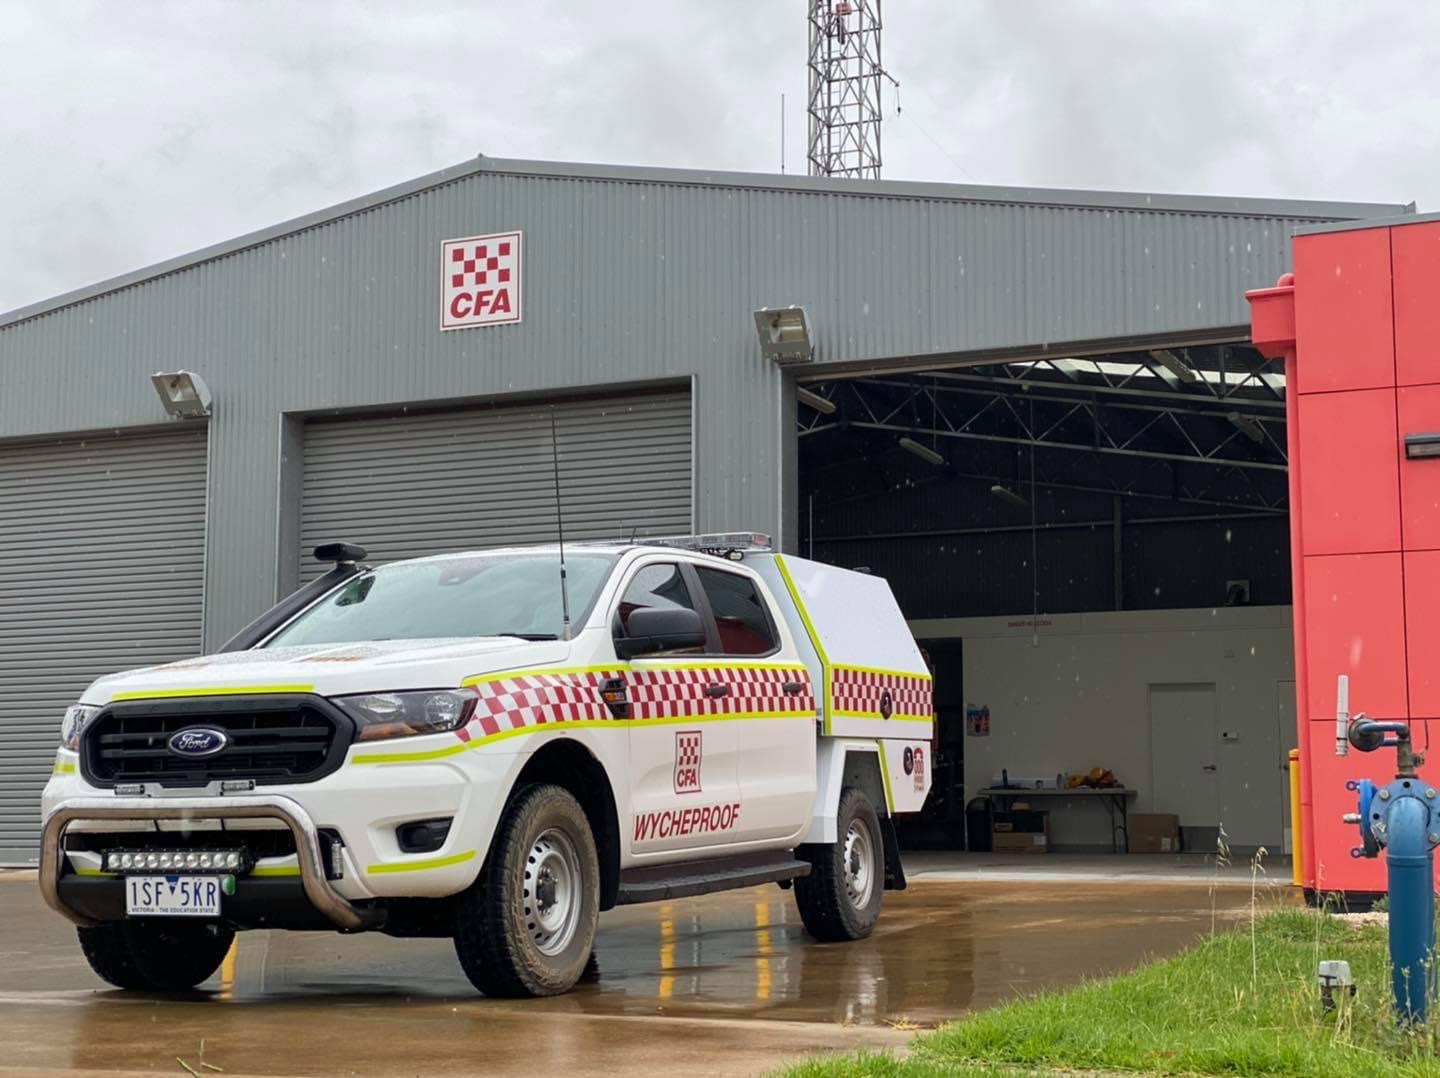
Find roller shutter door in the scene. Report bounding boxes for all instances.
[0,427,207,863]
[301,390,692,579]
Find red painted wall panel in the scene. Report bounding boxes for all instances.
[1293,229,1394,394]
[1302,552,1409,722]
[1393,221,1440,388]
[1398,384,1440,551]
[1406,550,1440,718]
[1308,720,1440,894]
[1297,388,1401,556]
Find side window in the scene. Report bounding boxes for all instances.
[694,567,779,656]
[613,563,700,639]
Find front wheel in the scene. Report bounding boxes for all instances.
[77,920,234,991]
[453,783,600,997]
[794,786,885,942]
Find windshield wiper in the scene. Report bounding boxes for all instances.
[485,632,559,641]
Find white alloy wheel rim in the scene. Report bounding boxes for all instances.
[843,819,875,910]
[526,827,582,957]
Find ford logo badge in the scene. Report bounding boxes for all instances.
[167,726,229,758]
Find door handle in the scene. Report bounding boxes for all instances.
[783,682,805,695]
[1202,765,1217,772]
[600,677,630,719]
[705,683,730,699]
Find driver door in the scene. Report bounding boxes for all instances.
[612,560,742,858]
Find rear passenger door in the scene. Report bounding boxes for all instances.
[612,560,744,858]
[689,565,816,847]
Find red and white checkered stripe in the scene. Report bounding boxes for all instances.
[628,665,814,720]
[676,732,702,767]
[455,665,815,743]
[830,666,932,719]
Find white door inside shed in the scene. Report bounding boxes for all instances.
[1149,683,1219,837]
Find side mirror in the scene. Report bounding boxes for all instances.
[615,607,706,660]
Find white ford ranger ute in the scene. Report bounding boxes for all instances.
[40,533,932,997]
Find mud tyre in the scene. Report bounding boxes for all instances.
[77,920,234,991]
[795,786,885,942]
[453,783,600,997]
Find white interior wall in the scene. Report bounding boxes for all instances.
[911,607,1295,851]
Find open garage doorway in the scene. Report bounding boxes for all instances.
[795,343,1296,859]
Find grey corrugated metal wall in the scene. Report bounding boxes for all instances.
[0,427,207,861]
[0,157,1406,651]
[299,391,692,578]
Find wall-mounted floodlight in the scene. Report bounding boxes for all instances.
[990,484,1029,509]
[753,306,813,365]
[1405,433,1440,460]
[1227,411,1265,445]
[796,386,837,414]
[150,370,212,419]
[1148,348,1198,384]
[898,436,945,467]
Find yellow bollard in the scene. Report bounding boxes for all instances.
[1289,748,1303,887]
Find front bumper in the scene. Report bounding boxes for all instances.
[41,795,382,931]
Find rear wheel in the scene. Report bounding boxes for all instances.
[453,783,600,997]
[795,786,885,942]
[77,920,234,991]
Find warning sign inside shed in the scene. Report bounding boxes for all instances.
[441,231,522,330]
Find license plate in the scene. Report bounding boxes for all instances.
[125,876,222,917]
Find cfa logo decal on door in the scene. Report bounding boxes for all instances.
[441,231,522,330]
[674,731,702,794]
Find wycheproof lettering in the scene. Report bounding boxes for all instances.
[634,802,741,842]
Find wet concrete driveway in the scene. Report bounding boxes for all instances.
[0,872,1257,1076]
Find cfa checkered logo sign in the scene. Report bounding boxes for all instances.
[674,731,702,794]
[441,230,522,330]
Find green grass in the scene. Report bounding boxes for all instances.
[787,909,1440,1076]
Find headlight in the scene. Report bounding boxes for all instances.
[61,705,100,751]
[332,691,476,743]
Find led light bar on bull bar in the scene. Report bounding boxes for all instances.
[103,849,246,873]
[638,532,773,560]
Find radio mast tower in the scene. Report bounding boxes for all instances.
[807,0,891,179]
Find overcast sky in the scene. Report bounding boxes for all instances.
[3,0,1436,313]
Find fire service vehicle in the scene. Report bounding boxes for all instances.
[40,533,932,996]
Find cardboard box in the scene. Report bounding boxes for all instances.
[1128,813,1181,854]
[993,810,1048,834]
[993,831,1049,853]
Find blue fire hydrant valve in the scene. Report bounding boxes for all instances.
[1346,778,1380,857]
[1340,702,1438,1023]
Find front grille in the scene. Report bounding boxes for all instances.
[81,695,352,788]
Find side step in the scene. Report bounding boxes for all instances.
[616,851,811,905]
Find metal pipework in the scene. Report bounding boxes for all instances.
[1340,678,1439,1023]
[40,795,380,932]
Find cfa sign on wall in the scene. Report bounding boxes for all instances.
[441,230,522,330]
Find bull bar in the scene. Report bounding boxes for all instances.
[40,794,381,931]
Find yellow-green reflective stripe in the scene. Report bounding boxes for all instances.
[876,741,896,813]
[833,663,932,682]
[351,710,812,764]
[775,554,832,734]
[461,660,806,689]
[367,849,476,875]
[74,867,116,878]
[834,710,934,721]
[250,865,301,878]
[111,684,313,701]
[53,762,76,774]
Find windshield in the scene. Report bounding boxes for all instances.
[263,552,617,647]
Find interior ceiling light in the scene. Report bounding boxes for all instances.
[1148,348,1199,384]
[796,386,837,414]
[990,484,1029,509]
[752,306,813,365]
[150,370,213,419]
[1226,411,1266,445]
[898,436,945,467]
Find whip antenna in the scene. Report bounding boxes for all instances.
[549,408,571,637]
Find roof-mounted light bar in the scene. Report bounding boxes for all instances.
[638,532,773,560]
